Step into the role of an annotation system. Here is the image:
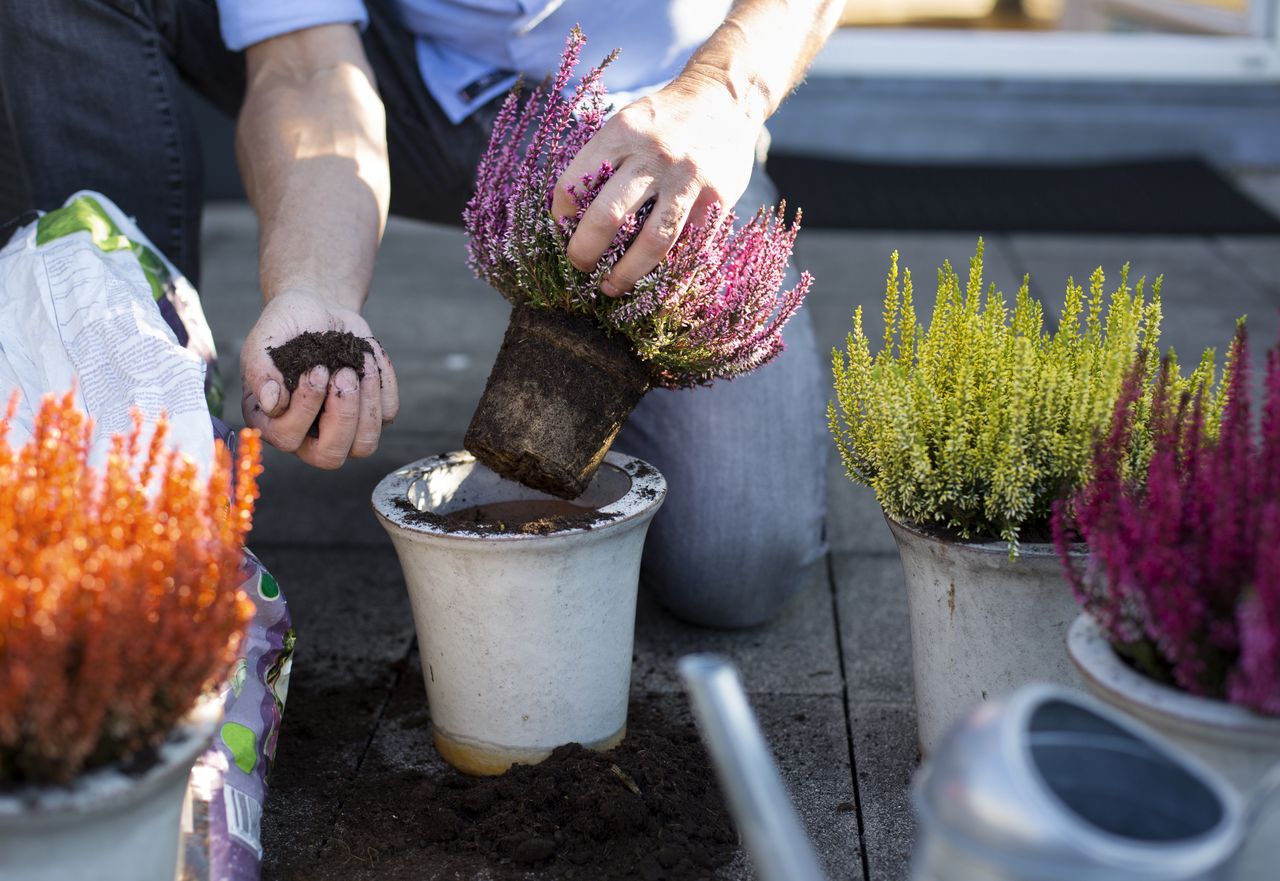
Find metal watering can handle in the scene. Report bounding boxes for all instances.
[678,654,829,881]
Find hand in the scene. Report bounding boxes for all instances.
[240,290,399,469]
[550,74,762,296]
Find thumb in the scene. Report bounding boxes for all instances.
[242,347,290,418]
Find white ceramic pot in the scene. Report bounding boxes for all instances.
[1068,613,1280,796]
[372,450,666,775]
[0,698,220,881]
[887,517,1084,756]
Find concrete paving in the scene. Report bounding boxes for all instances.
[195,200,1280,881]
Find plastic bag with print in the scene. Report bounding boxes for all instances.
[0,191,292,881]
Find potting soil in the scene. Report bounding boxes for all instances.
[326,699,739,880]
[393,496,619,536]
[267,331,374,392]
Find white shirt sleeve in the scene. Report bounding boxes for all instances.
[217,0,370,51]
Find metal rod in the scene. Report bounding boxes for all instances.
[679,653,829,881]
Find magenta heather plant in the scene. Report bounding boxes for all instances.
[1053,325,1280,714]
[463,27,812,389]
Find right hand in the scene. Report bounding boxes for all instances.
[240,290,399,469]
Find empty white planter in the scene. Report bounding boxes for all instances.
[887,517,1083,756]
[1069,613,1280,797]
[372,450,665,775]
[0,698,219,881]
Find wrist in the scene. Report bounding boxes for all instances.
[264,282,364,315]
[666,62,769,131]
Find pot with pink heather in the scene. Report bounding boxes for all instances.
[1057,324,1280,797]
[372,28,811,775]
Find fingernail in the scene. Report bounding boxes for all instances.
[336,369,358,394]
[308,366,328,389]
[260,380,280,413]
[601,279,622,298]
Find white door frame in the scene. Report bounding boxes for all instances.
[812,0,1280,81]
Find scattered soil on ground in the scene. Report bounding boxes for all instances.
[267,331,374,392]
[392,496,619,536]
[326,699,738,880]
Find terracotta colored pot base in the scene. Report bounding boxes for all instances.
[434,725,627,777]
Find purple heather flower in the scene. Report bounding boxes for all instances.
[1055,325,1280,714]
[462,26,811,389]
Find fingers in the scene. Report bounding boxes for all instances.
[600,188,697,297]
[566,168,655,274]
[370,337,399,424]
[349,355,382,459]
[244,365,329,452]
[551,151,594,225]
[296,368,361,470]
[242,350,290,418]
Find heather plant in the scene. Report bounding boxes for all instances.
[0,391,259,784]
[829,243,1216,552]
[464,27,811,388]
[1054,325,1280,715]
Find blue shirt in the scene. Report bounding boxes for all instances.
[217,0,731,123]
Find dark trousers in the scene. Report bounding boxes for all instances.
[0,0,492,283]
[0,0,829,627]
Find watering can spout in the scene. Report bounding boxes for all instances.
[678,654,829,881]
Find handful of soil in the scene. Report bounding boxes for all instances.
[267,331,374,392]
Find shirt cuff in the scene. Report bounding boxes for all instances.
[218,0,369,51]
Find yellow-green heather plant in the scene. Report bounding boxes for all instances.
[829,242,1218,552]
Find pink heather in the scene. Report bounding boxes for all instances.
[1054,326,1280,714]
[462,26,811,389]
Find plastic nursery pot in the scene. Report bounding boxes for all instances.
[1068,613,1280,797]
[0,697,220,881]
[371,450,666,776]
[886,516,1084,756]
[464,303,651,499]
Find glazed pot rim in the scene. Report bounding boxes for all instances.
[0,695,219,824]
[884,511,1082,559]
[1068,613,1280,736]
[372,450,666,543]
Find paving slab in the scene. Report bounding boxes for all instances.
[633,560,842,697]
[248,431,457,546]
[826,458,895,557]
[832,550,917,881]
[832,554,912,706]
[1007,234,1280,379]
[797,231,1023,357]
[1215,235,1280,303]
[258,545,417,879]
[848,701,918,881]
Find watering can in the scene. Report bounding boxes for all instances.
[678,656,1280,881]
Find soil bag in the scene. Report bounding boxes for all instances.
[0,191,293,881]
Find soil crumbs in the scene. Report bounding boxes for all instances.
[325,700,738,880]
[268,331,374,392]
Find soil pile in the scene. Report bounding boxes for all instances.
[335,700,738,880]
[267,331,374,392]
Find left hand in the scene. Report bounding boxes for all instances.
[550,73,762,297]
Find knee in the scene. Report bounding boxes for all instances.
[641,514,826,629]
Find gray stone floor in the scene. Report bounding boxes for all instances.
[195,196,1280,881]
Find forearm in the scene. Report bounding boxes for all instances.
[236,25,389,313]
[676,0,842,125]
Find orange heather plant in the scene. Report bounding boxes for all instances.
[0,390,260,785]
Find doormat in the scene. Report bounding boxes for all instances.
[764,155,1280,234]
